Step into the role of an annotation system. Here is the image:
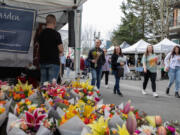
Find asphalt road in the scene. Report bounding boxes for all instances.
[100,75,180,122]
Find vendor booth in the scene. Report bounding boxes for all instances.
[122,39,150,54]
[153,38,180,53]
[122,39,150,80]
[107,46,115,54]
[0,0,87,79]
[120,41,130,49]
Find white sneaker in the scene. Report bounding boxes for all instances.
[142,89,147,95]
[153,92,159,97]
[105,85,109,88]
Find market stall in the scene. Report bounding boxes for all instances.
[0,0,87,79]
[122,39,150,80]
[120,41,130,49]
[154,38,180,53]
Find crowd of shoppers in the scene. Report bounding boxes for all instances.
[37,14,180,99]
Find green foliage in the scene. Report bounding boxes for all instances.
[111,0,173,45]
[111,0,146,45]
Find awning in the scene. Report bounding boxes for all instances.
[1,0,87,29]
[153,38,180,53]
[122,39,150,54]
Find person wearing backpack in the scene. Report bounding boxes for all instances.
[142,45,159,97]
[164,46,180,98]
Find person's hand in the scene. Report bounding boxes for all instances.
[120,62,124,66]
[92,59,96,63]
[97,52,101,57]
[165,67,169,72]
[144,68,147,73]
[154,56,158,62]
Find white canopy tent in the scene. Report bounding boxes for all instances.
[107,41,130,54]
[122,39,150,54]
[0,0,86,29]
[120,41,130,49]
[0,0,87,75]
[153,38,179,53]
[107,46,115,54]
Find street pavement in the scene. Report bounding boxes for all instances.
[63,71,180,122]
[101,75,180,122]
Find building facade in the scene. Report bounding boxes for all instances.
[169,1,180,44]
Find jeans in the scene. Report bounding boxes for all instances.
[101,71,109,85]
[168,67,180,92]
[168,68,175,89]
[175,66,180,92]
[91,67,102,89]
[40,64,60,83]
[66,67,71,77]
[113,70,120,93]
[143,70,157,92]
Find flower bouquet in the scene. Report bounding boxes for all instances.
[58,116,86,135]
[40,81,71,101]
[92,50,102,68]
[0,99,12,127]
[9,80,34,101]
[58,100,97,125]
[7,109,55,135]
[0,80,11,100]
[14,98,47,116]
[71,80,102,105]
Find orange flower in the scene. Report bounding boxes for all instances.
[0,100,6,105]
[16,107,20,114]
[0,106,5,114]
[63,100,69,106]
[13,93,21,100]
[49,101,54,106]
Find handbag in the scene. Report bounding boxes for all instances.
[117,66,124,77]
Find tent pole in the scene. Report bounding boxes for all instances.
[74,7,82,77]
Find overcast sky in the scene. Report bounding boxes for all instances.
[82,0,123,40]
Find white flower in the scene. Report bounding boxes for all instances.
[1,85,10,91]
[138,125,157,135]
[87,96,93,100]
[43,82,49,86]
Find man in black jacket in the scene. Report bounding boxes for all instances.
[88,39,105,89]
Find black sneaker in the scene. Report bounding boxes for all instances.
[117,92,123,97]
[175,92,180,98]
[166,88,170,95]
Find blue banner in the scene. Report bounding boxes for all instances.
[0,5,36,53]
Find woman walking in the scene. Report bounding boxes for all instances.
[111,47,128,96]
[101,49,111,88]
[142,45,159,97]
[164,46,180,98]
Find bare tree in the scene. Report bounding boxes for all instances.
[147,0,174,40]
[81,25,95,48]
[81,25,95,55]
